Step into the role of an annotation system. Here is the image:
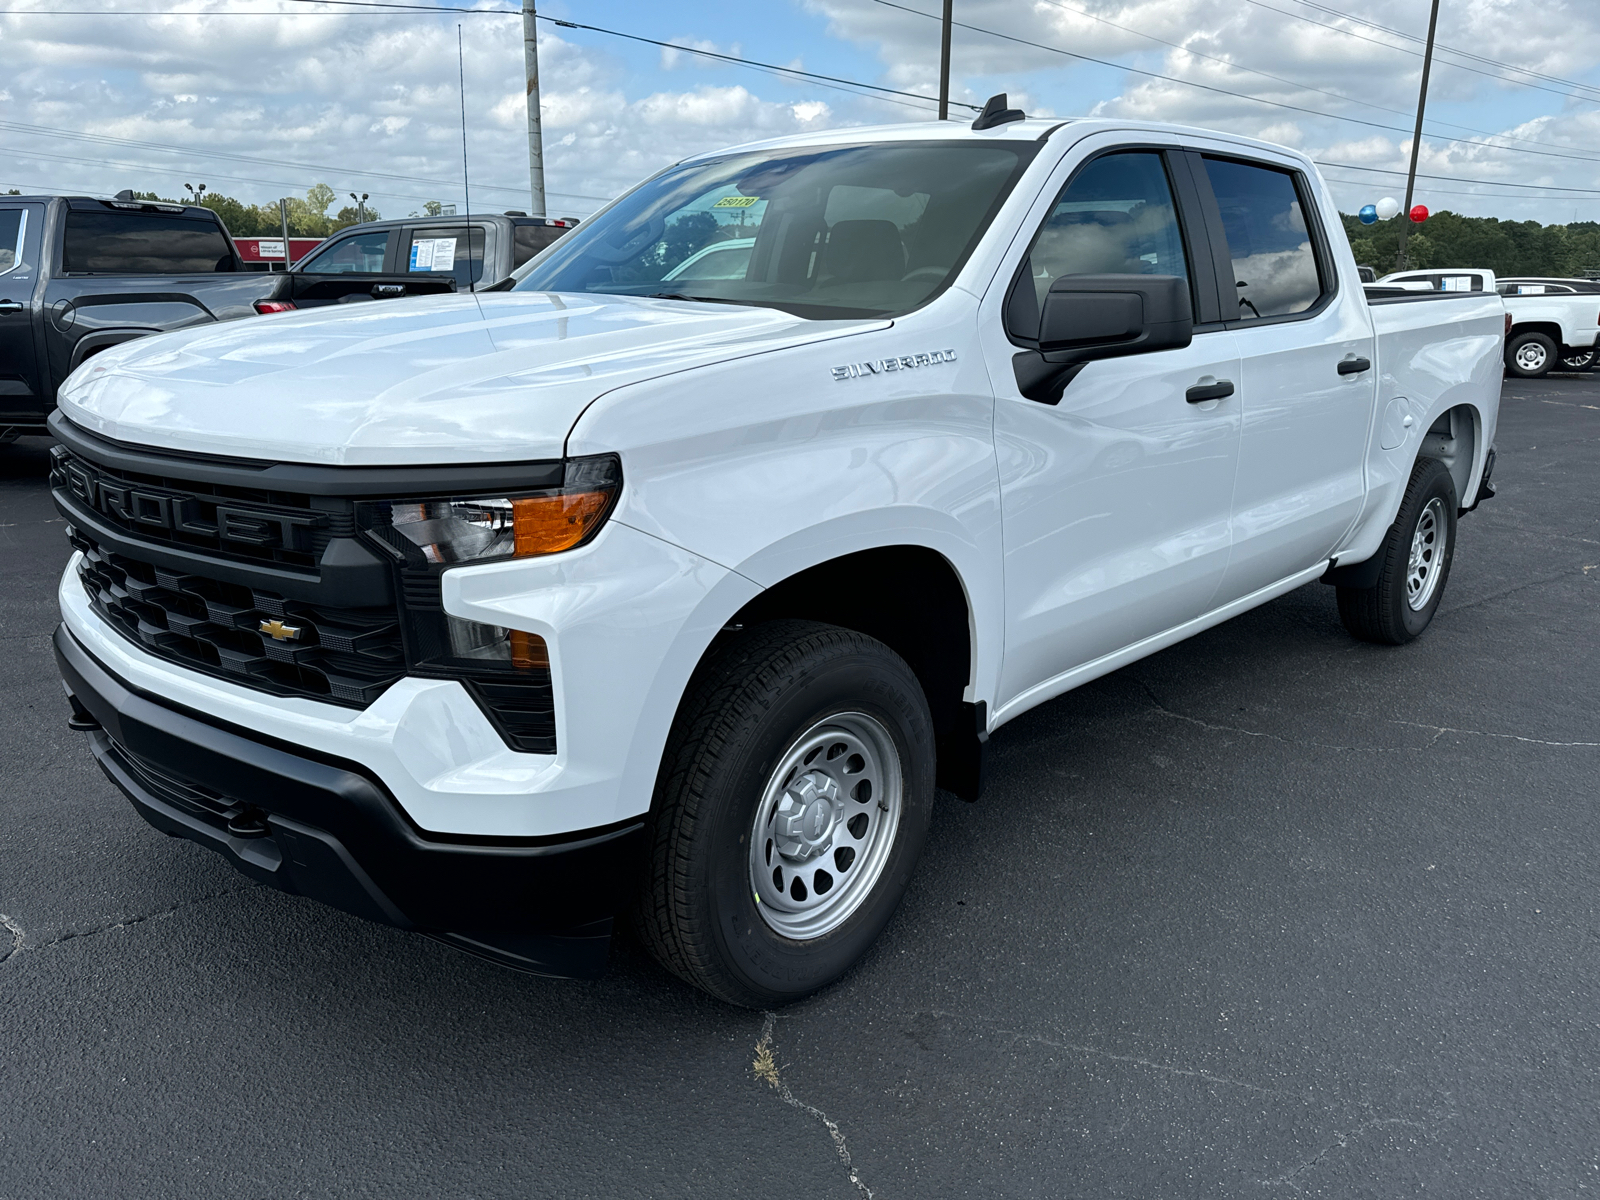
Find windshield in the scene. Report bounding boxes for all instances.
[511,141,1035,318]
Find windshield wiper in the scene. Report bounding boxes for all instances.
[647,292,750,305]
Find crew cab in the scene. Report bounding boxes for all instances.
[0,194,458,439]
[48,103,1502,1007]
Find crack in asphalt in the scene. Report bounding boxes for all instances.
[1393,719,1600,748]
[0,886,261,965]
[0,913,23,963]
[1260,1116,1428,1193]
[754,1013,874,1198]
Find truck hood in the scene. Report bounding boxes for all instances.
[59,291,886,465]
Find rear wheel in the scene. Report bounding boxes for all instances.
[638,620,936,1007]
[1506,331,1556,378]
[1560,348,1596,372]
[1337,457,1458,645]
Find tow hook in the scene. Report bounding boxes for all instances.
[65,692,101,732]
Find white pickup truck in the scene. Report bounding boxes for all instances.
[49,101,1503,1006]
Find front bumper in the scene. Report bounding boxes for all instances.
[55,623,645,978]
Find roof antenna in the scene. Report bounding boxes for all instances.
[457,24,478,302]
[971,93,1026,131]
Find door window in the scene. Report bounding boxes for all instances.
[62,211,236,274]
[1007,151,1189,339]
[299,230,390,274]
[512,222,566,267]
[405,226,486,286]
[1201,158,1325,320]
[0,209,26,275]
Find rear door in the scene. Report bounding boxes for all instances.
[287,227,456,307]
[0,201,46,424]
[1193,152,1378,602]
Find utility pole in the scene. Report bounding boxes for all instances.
[279,198,293,272]
[1396,0,1440,272]
[522,0,547,217]
[937,0,953,121]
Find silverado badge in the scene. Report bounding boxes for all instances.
[258,619,303,642]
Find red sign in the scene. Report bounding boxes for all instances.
[235,237,325,264]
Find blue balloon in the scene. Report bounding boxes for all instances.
[1358,205,1379,225]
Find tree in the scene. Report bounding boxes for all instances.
[409,201,446,218]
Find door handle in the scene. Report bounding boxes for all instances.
[371,284,405,298]
[1185,379,1235,403]
[0,300,23,314]
[1337,356,1372,375]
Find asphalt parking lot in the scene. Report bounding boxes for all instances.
[1,375,1596,1199]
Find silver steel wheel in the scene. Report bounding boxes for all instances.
[749,711,903,941]
[1406,497,1447,610]
[1515,340,1549,372]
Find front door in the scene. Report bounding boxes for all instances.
[1194,154,1378,601]
[0,203,46,424]
[981,147,1243,711]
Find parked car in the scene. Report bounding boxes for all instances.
[1494,276,1600,374]
[49,104,1502,1007]
[289,212,578,303]
[0,194,457,439]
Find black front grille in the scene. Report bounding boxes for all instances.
[50,446,347,571]
[75,532,406,706]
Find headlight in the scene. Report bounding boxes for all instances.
[382,454,621,564]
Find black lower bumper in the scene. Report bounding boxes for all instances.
[54,624,645,978]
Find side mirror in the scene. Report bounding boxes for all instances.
[1013,273,1194,404]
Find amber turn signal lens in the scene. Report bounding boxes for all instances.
[510,490,612,556]
[509,629,550,670]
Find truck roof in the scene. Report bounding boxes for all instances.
[6,195,217,218]
[687,115,1323,171]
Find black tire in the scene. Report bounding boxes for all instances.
[637,620,936,1007]
[1337,457,1458,645]
[1505,331,1557,378]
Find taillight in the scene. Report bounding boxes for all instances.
[253,300,296,315]
[1505,312,1513,338]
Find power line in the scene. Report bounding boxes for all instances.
[1237,0,1600,108]
[1284,0,1600,103]
[1313,160,1600,196]
[875,0,1600,166]
[1031,0,1600,165]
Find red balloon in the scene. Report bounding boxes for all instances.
[1410,204,1430,223]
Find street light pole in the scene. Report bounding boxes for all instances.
[349,192,368,223]
[937,0,953,121]
[1396,0,1441,272]
[522,0,547,217]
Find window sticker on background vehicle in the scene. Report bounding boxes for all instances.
[410,237,457,271]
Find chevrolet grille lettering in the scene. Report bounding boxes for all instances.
[258,619,303,642]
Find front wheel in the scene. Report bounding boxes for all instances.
[637,620,936,1007]
[1506,331,1556,378]
[1337,456,1458,645]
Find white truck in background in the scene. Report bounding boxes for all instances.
[50,101,1503,1007]
[1379,266,1599,377]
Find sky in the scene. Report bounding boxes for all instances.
[4,0,1600,225]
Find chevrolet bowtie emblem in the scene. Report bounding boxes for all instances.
[258,619,303,642]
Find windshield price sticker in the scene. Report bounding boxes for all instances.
[831,349,957,381]
[409,237,458,271]
[712,196,760,208]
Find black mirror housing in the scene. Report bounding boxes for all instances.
[1038,273,1193,357]
[1012,273,1194,404]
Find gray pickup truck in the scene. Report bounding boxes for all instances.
[0,195,463,440]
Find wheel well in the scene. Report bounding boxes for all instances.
[728,546,984,798]
[1420,404,1478,506]
[1508,321,1563,348]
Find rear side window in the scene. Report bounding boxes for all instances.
[0,209,25,274]
[513,223,566,268]
[62,211,235,274]
[1202,158,1325,320]
[300,230,390,274]
[405,226,486,286]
